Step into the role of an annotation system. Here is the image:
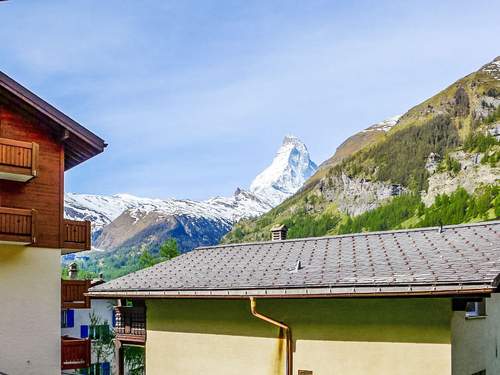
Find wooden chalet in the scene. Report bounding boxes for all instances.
[0,71,106,374]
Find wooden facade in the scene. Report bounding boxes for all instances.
[0,206,37,244]
[61,336,91,370]
[63,219,91,252]
[0,92,96,251]
[115,302,146,375]
[61,279,91,309]
[114,305,147,344]
[0,137,39,182]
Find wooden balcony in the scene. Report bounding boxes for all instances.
[0,207,36,245]
[61,279,91,309]
[0,137,39,182]
[63,219,91,254]
[61,336,91,370]
[114,306,146,344]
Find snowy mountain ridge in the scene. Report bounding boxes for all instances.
[250,135,318,206]
[64,135,316,252]
[362,115,402,133]
[65,189,272,236]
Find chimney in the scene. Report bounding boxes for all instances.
[68,262,78,280]
[271,225,288,241]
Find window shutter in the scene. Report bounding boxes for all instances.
[112,310,116,327]
[80,324,89,338]
[67,309,75,328]
[102,362,110,375]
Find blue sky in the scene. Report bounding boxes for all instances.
[0,1,498,200]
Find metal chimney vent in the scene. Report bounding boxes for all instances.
[271,225,288,241]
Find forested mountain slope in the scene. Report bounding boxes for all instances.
[223,56,500,243]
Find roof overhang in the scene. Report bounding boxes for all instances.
[87,283,496,300]
[0,71,107,169]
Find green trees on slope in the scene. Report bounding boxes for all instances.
[337,195,421,234]
[78,238,181,281]
[338,115,460,191]
[283,210,341,239]
[338,186,499,235]
[138,238,181,268]
[417,186,499,227]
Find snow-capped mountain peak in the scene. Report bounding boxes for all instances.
[249,135,317,206]
[64,135,315,253]
[362,115,402,133]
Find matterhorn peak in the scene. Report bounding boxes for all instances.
[249,135,317,206]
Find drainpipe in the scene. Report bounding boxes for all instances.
[249,297,292,375]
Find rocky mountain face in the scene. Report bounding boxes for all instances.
[423,149,500,206]
[223,56,500,244]
[64,135,316,257]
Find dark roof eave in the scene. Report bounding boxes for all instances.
[87,284,496,300]
[0,71,107,167]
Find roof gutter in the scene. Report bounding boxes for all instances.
[250,297,292,375]
[86,286,495,299]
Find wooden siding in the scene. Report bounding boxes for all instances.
[0,104,64,249]
[63,219,91,253]
[0,207,36,244]
[61,279,91,309]
[61,337,91,370]
[0,137,39,181]
[114,306,146,344]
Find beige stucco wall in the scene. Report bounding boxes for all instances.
[0,245,61,375]
[146,298,452,375]
[452,294,500,374]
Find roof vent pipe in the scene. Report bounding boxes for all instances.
[68,262,78,280]
[271,225,288,241]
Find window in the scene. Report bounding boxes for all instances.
[61,309,74,328]
[81,362,110,375]
[465,299,486,318]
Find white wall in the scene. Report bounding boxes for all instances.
[0,245,61,375]
[452,294,500,374]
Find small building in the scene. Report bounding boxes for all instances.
[90,221,500,375]
[0,71,106,374]
[61,265,116,375]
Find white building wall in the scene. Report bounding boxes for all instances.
[452,293,500,374]
[0,245,61,375]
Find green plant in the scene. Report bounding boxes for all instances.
[89,311,115,375]
[124,345,145,375]
[159,238,180,260]
[463,132,500,153]
[438,154,461,174]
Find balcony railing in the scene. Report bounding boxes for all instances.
[61,279,91,309]
[0,207,36,245]
[0,137,39,182]
[114,306,146,344]
[63,219,91,253]
[61,336,91,370]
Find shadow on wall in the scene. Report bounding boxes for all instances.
[146,298,452,344]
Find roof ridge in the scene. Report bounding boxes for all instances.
[197,220,500,250]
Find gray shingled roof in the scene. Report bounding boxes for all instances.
[89,221,500,298]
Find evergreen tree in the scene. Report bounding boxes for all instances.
[159,238,180,260]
